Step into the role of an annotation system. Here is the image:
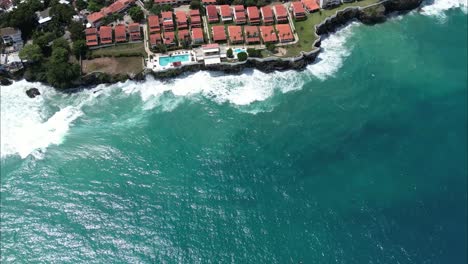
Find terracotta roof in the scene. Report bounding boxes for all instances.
[228,25,242,43]
[275,23,294,42]
[149,33,161,45]
[202,43,219,49]
[212,25,226,42]
[260,25,277,43]
[148,15,160,29]
[87,12,104,23]
[206,5,218,20]
[202,0,216,3]
[219,5,232,18]
[246,6,260,20]
[178,29,190,41]
[129,23,140,32]
[233,5,244,12]
[273,4,288,19]
[99,26,112,44]
[102,1,124,15]
[244,26,259,43]
[191,27,204,41]
[155,0,173,3]
[85,27,97,35]
[114,24,127,42]
[86,34,98,46]
[161,11,173,21]
[189,10,200,16]
[175,11,187,23]
[302,0,319,12]
[163,31,175,45]
[291,2,305,14]
[260,6,274,23]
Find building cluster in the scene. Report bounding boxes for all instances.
[87,0,136,27]
[0,27,23,73]
[85,23,141,47]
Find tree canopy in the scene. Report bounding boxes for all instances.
[19,44,44,63]
[128,6,144,22]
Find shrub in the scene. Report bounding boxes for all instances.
[237,51,247,61]
[190,0,201,10]
[247,48,261,58]
[226,48,233,58]
[266,42,276,53]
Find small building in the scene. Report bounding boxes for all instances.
[87,12,105,27]
[218,5,232,22]
[233,5,246,24]
[275,24,294,43]
[102,1,125,16]
[175,11,188,29]
[228,25,243,44]
[149,33,162,47]
[211,25,226,43]
[0,52,23,73]
[36,8,52,25]
[206,5,218,23]
[114,24,127,42]
[243,26,260,44]
[202,43,221,65]
[273,4,288,24]
[0,27,23,52]
[302,0,320,12]
[148,15,161,34]
[163,31,176,46]
[99,26,113,44]
[161,11,174,31]
[85,27,98,46]
[291,2,306,21]
[178,29,190,45]
[260,6,274,25]
[189,10,202,28]
[191,27,204,44]
[129,23,141,41]
[246,6,260,25]
[260,25,277,43]
[319,0,341,9]
[154,0,176,5]
[201,0,217,5]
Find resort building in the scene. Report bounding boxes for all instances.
[228,25,243,44]
[218,5,233,22]
[176,11,188,29]
[115,24,127,42]
[148,15,161,34]
[150,33,162,48]
[233,5,246,24]
[85,27,98,46]
[154,0,191,5]
[178,29,190,45]
[201,43,221,65]
[273,4,288,23]
[247,6,260,25]
[129,23,141,41]
[206,5,219,23]
[244,26,260,44]
[36,8,52,26]
[260,25,277,43]
[163,31,176,46]
[87,0,135,27]
[191,27,204,44]
[99,26,113,45]
[319,0,341,9]
[161,11,175,31]
[260,6,274,25]
[291,1,306,20]
[190,10,202,28]
[87,12,104,27]
[302,0,320,12]
[276,24,294,43]
[201,0,217,5]
[212,25,227,42]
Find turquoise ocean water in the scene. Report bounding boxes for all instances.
[1,2,467,263]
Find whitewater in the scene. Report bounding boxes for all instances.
[0,0,465,160]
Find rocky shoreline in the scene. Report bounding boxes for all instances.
[1,0,422,91]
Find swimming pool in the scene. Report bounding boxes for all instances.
[234,48,246,53]
[159,54,190,67]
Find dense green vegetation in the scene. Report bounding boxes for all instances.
[237,51,247,61]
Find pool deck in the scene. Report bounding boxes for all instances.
[146,50,198,71]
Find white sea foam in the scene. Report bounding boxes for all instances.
[0,80,104,159]
[421,0,468,20]
[306,22,358,81]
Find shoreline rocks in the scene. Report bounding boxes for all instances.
[26,88,41,98]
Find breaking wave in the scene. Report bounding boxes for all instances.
[421,0,467,20]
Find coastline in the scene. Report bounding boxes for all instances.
[1,0,422,90]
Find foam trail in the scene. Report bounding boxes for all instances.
[421,0,468,20]
[306,22,358,81]
[0,80,103,159]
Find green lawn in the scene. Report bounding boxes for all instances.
[286,0,380,56]
[90,42,147,58]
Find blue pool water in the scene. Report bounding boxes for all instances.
[234,48,245,53]
[159,54,190,66]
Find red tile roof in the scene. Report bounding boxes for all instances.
[161,11,173,21]
[102,1,125,15]
[291,2,306,14]
[212,25,226,42]
[189,9,200,16]
[87,12,104,24]
[302,0,319,12]
[191,27,204,42]
[246,6,260,22]
[206,5,218,22]
[275,23,294,42]
[219,5,232,18]
[202,0,216,4]
[148,15,160,32]
[244,26,260,43]
[163,31,175,45]
[99,26,113,44]
[85,28,98,46]
[129,23,140,32]
[176,11,187,27]
[150,33,161,46]
[85,27,97,35]
[273,4,288,21]
[155,0,173,4]
[260,25,277,43]
[260,6,274,23]
[234,5,244,12]
[178,29,190,42]
[228,25,242,43]
[114,24,127,42]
